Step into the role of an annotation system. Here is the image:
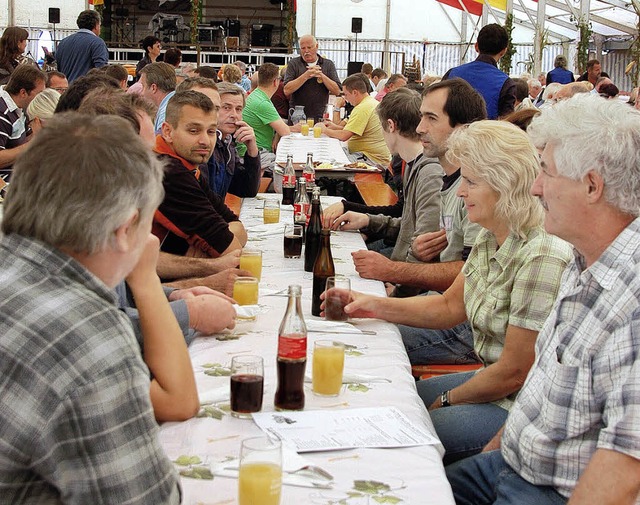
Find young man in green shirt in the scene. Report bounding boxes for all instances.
[242,62,291,152]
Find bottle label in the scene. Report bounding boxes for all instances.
[293,202,309,217]
[304,172,315,184]
[278,335,307,360]
[283,174,296,186]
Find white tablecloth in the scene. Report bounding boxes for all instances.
[158,195,455,505]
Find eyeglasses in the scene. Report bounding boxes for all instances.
[51,87,67,93]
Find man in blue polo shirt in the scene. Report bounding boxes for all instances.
[55,10,109,83]
[444,24,515,119]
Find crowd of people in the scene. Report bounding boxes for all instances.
[0,12,639,505]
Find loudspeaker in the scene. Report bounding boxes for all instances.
[49,7,60,24]
[351,17,362,34]
[224,19,240,38]
[251,24,273,47]
[347,61,365,76]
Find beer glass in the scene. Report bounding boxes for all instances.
[283,224,303,258]
[263,199,281,224]
[312,340,345,396]
[239,249,262,281]
[230,355,264,418]
[324,276,350,321]
[238,436,282,505]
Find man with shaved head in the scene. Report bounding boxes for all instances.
[283,34,341,122]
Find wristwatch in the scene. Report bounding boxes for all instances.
[440,390,451,407]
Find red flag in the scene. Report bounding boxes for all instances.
[436,0,483,16]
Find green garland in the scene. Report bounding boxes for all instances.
[500,14,517,74]
[576,18,592,74]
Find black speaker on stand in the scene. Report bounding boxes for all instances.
[49,8,60,50]
[351,17,362,61]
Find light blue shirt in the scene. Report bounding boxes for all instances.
[154,91,176,134]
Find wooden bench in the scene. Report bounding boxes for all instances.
[353,173,398,207]
[411,363,483,380]
[224,193,242,216]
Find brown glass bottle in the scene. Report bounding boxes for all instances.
[311,229,335,316]
[281,154,296,206]
[274,285,307,411]
[304,188,322,272]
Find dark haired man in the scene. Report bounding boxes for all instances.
[153,91,247,259]
[348,79,486,366]
[324,87,443,297]
[0,65,45,178]
[577,58,609,86]
[45,70,68,93]
[55,9,109,83]
[243,62,291,152]
[321,74,390,165]
[444,23,515,119]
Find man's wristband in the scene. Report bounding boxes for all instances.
[440,390,451,407]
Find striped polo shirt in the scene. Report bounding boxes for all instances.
[0,88,27,151]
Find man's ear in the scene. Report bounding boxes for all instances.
[387,118,396,133]
[113,210,140,253]
[161,121,173,143]
[584,170,605,204]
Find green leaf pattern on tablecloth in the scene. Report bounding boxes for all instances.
[342,343,364,357]
[202,363,231,376]
[174,455,214,480]
[347,383,370,393]
[197,404,228,419]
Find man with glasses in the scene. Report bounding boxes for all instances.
[45,70,68,93]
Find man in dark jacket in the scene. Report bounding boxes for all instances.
[207,82,261,199]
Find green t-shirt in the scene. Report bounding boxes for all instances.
[242,88,281,152]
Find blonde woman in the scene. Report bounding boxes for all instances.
[324,121,573,464]
[26,88,60,135]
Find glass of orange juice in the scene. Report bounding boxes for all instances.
[233,277,259,320]
[239,250,262,281]
[313,124,322,138]
[263,199,280,224]
[312,340,345,396]
[238,436,282,505]
[306,118,315,128]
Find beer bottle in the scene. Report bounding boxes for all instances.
[304,188,322,272]
[303,152,316,197]
[274,285,307,411]
[312,229,335,316]
[281,154,296,206]
[293,177,310,238]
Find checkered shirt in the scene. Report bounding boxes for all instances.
[0,233,180,504]
[463,227,573,410]
[502,217,640,499]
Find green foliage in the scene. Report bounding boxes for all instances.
[576,17,593,74]
[500,14,517,74]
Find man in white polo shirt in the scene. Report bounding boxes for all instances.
[0,65,45,180]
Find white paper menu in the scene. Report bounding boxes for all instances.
[252,406,440,453]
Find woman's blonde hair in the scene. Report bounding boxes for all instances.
[446,120,544,238]
[26,88,60,121]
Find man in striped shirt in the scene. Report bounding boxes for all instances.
[0,65,45,179]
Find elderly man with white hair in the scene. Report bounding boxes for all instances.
[283,34,341,123]
[447,93,640,505]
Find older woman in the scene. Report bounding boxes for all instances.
[26,88,60,135]
[0,27,29,85]
[327,121,573,464]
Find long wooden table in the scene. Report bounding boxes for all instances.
[158,195,454,505]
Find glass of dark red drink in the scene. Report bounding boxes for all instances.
[324,276,351,321]
[230,355,264,418]
[283,224,303,258]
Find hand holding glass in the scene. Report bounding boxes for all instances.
[324,276,350,321]
[238,436,282,505]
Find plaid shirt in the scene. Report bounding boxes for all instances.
[463,227,573,410]
[0,234,180,504]
[502,217,640,499]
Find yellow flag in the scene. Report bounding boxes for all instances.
[472,0,507,10]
